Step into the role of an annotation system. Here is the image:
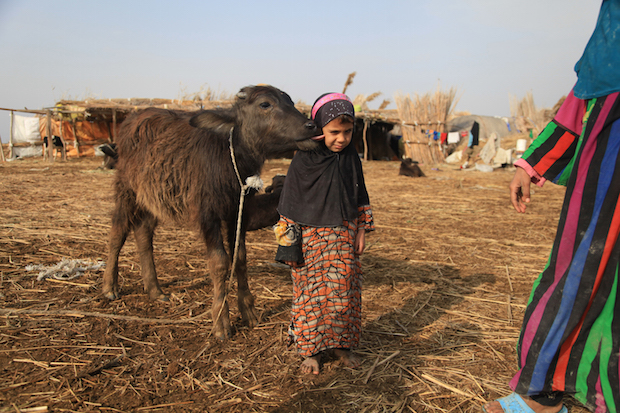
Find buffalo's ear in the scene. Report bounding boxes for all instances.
[189,109,235,130]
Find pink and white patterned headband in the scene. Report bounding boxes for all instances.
[311,93,353,120]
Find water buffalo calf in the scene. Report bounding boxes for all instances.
[102,85,318,339]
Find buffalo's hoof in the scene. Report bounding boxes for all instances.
[103,290,120,300]
[151,293,169,302]
[157,294,170,302]
[213,327,232,341]
[242,308,259,329]
[147,289,168,302]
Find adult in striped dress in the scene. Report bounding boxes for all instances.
[485,1,620,412]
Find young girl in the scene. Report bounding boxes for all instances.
[274,93,374,375]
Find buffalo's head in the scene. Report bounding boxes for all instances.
[190,85,319,158]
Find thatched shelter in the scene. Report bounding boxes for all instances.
[45,97,235,158]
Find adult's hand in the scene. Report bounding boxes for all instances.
[509,167,532,213]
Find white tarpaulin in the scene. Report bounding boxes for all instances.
[12,114,40,143]
[10,114,41,158]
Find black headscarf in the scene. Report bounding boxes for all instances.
[277,93,370,227]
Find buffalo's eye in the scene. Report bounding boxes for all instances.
[259,102,272,109]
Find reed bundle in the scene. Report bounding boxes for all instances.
[395,85,459,164]
[509,91,559,136]
[343,72,356,94]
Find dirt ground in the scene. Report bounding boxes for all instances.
[0,157,588,413]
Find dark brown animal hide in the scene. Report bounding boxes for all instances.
[244,175,286,231]
[102,85,318,340]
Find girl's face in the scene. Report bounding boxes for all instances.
[322,118,353,152]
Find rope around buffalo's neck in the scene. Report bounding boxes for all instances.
[229,126,246,284]
[209,126,262,338]
[228,127,263,278]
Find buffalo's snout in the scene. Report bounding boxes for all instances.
[304,121,318,132]
[294,121,319,142]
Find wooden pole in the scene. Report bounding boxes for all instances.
[46,110,53,163]
[0,131,5,162]
[105,121,112,143]
[112,109,116,142]
[72,119,80,157]
[362,119,369,161]
[9,111,14,159]
[59,117,67,161]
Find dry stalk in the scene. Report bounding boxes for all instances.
[420,373,485,403]
[0,308,211,325]
[135,401,195,411]
[343,72,356,94]
[505,264,514,293]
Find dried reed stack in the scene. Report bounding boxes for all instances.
[395,85,459,164]
[179,85,232,105]
[509,91,552,136]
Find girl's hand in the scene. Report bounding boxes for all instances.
[509,167,532,213]
[355,230,366,255]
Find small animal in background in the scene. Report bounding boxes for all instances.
[399,158,425,177]
[43,135,65,159]
[97,143,118,169]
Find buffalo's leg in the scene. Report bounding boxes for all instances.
[133,211,166,301]
[102,192,136,300]
[201,219,231,339]
[227,224,258,328]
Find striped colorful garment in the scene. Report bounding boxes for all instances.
[279,206,374,357]
[511,90,620,412]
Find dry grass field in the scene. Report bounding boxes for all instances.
[0,157,588,413]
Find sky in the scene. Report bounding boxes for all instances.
[0,0,602,144]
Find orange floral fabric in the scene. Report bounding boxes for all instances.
[282,205,374,357]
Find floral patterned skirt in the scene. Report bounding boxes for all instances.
[287,220,363,357]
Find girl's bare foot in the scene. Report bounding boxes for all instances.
[483,394,565,413]
[300,354,321,375]
[333,348,362,368]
